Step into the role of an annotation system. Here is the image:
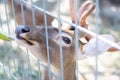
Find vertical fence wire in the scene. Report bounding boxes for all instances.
[11,0,17,28]
[30,0,36,26]
[43,0,52,80]
[20,0,26,79]
[20,0,25,25]
[11,0,20,73]
[73,0,79,80]
[26,50,32,80]
[3,0,10,33]
[95,0,100,80]
[57,0,64,80]
[37,59,42,80]
[3,0,11,78]
[0,13,3,30]
[30,0,42,79]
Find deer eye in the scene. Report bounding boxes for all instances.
[62,36,71,44]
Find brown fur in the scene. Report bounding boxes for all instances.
[8,0,54,26]
[17,26,76,80]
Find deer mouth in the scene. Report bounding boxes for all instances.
[16,34,34,45]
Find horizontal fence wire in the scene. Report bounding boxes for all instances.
[0,0,120,80]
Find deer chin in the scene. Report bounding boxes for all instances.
[16,33,45,61]
[16,33,36,47]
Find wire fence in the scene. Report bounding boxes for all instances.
[0,0,120,80]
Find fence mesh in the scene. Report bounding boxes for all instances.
[0,0,120,80]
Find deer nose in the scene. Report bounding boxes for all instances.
[15,26,30,35]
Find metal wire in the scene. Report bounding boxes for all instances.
[20,0,26,79]
[3,0,10,33]
[37,59,42,80]
[95,0,100,80]
[73,0,79,80]
[43,0,52,80]
[0,0,120,80]
[30,0,36,26]
[57,0,64,80]
[0,13,3,30]
[26,50,32,80]
[11,0,17,28]
[20,0,25,25]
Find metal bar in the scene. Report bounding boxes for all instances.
[3,0,10,33]
[20,59,25,80]
[57,0,64,80]
[43,0,52,80]
[95,0,100,80]
[26,50,32,80]
[20,0,26,79]
[11,0,19,72]
[0,13,3,30]
[31,0,36,26]
[11,0,20,75]
[9,43,17,74]
[37,59,42,80]
[73,0,79,80]
[20,0,25,25]
[11,0,17,28]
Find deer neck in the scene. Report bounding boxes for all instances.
[64,61,76,80]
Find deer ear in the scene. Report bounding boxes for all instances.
[78,34,115,59]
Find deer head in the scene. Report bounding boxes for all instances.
[15,1,96,80]
[15,0,120,80]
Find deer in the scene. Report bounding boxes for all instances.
[8,0,120,80]
[7,0,54,26]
